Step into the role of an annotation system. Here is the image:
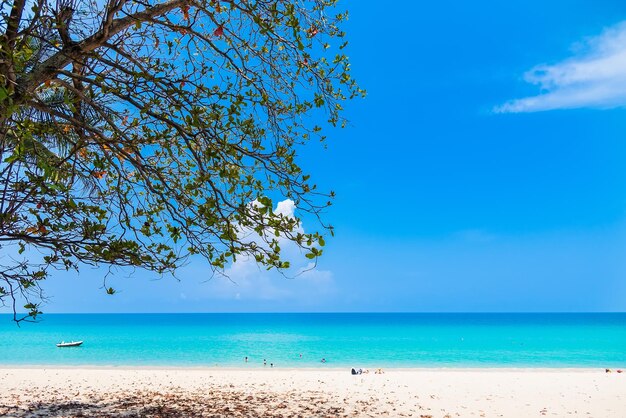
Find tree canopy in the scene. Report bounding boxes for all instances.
[0,0,362,321]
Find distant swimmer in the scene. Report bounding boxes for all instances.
[263,359,267,366]
[244,356,248,363]
[299,353,302,358]
[321,358,326,363]
[270,363,274,368]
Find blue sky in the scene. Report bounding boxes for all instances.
[31,0,626,312]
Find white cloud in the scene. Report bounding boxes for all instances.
[274,199,296,217]
[197,199,335,302]
[496,21,626,113]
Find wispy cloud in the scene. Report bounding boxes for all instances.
[206,258,334,303]
[452,229,497,244]
[496,21,626,113]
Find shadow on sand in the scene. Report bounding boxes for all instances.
[0,389,350,417]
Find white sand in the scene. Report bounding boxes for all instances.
[1,367,625,417]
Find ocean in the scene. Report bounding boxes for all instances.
[1,313,625,368]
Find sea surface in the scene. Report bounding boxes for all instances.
[1,313,625,368]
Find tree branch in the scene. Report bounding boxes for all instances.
[15,0,189,103]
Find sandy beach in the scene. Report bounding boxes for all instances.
[0,368,624,417]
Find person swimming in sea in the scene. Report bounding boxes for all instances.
[244,356,248,363]
[321,358,326,363]
[263,359,267,366]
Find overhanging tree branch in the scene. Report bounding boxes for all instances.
[0,0,364,321]
[14,0,190,103]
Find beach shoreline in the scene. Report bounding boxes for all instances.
[1,367,624,417]
[0,364,613,371]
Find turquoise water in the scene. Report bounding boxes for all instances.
[1,313,625,367]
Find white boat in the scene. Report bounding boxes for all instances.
[56,341,83,347]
